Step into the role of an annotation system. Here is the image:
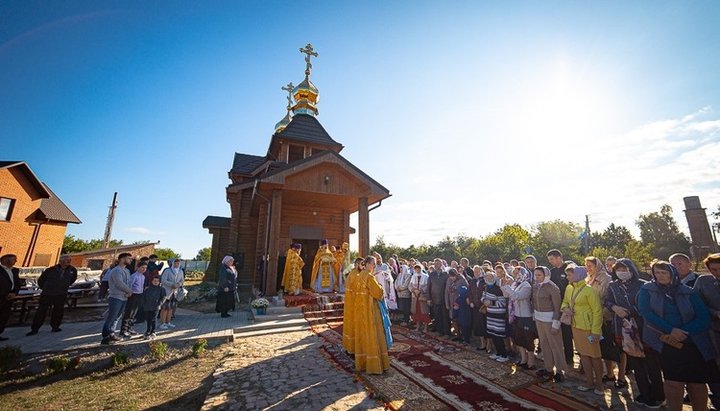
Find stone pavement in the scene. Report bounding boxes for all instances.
[0,308,249,353]
[202,330,383,411]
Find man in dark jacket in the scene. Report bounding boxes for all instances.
[547,249,573,366]
[0,254,22,341]
[27,255,77,335]
[428,259,450,337]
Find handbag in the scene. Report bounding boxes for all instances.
[560,284,585,326]
[176,286,188,302]
[621,318,646,357]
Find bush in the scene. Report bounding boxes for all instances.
[192,338,208,357]
[186,270,205,280]
[0,345,22,371]
[149,341,168,360]
[110,352,129,367]
[47,356,71,374]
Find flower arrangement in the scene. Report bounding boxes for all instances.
[251,298,270,309]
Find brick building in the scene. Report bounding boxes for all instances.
[204,45,390,297]
[0,161,81,267]
[65,242,158,270]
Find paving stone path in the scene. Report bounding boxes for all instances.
[202,330,384,411]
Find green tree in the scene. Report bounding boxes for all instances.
[370,236,403,260]
[153,248,181,260]
[636,205,691,259]
[62,235,123,254]
[624,239,654,271]
[529,220,584,263]
[473,224,531,263]
[595,223,634,251]
[194,247,212,261]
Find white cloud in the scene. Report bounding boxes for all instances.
[122,227,167,235]
[361,107,720,248]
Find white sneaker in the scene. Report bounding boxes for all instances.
[489,354,500,360]
[167,323,176,328]
[158,324,169,330]
[495,356,509,363]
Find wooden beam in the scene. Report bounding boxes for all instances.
[358,197,369,257]
[265,189,283,296]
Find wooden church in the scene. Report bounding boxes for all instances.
[204,44,390,297]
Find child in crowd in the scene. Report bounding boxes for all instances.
[120,262,147,337]
[142,275,166,339]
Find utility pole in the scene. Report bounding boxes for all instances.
[584,214,591,255]
[103,192,118,249]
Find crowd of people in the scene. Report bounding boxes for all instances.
[350,249,720,411]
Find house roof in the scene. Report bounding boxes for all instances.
[36,184,82,224]
[202,216,231,228]
[230,153,267,175]
[271,114,343,149]
[0,161,51,197]
[65,241,159,256]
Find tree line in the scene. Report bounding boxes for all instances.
[371,204,700,269]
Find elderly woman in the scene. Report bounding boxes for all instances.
[638,261,720,411]
[562,265,604,395]
[216,256,237,318]
[409,264,430,333]
[533,266,568,382]
[468,265,488,351]
[483,271,509,362]
[695,253,720,410]
[606,258,664,408]
[159,258,184,330]
[509,267,536,369]
[585,256,623,387]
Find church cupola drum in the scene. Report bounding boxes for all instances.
[203,44,391,298]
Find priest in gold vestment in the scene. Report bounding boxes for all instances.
[281,243,304,295]
[332,242,349,293]
[310,240,337,293]
[342,257,365,354]
[351,256,391,374]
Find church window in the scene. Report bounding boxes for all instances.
[288,144,305,162]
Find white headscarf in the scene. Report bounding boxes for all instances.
[222,255,237,273]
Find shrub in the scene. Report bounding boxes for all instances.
[149,340,168,360]
[47,356,71,374]
[192,338,208,357]
[0,345,22,371]
[110,352,130,367]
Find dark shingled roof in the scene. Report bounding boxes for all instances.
[202,216,231,228]
[274,114,342,148]
[37,184,81,224]
[231,153,267,175]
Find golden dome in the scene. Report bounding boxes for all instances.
[274,112,291,134]
[291,43,320,116]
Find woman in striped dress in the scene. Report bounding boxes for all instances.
[482,271,510,362]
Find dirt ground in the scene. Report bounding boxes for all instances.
[0,340,230,411]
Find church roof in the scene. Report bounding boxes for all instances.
[231,153,267,175]
[272,114,343,149]
[202,216,231,228]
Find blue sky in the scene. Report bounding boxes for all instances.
[3,1,720,258]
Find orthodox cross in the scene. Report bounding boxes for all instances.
[299,43,318,77]
[281,82,294,109]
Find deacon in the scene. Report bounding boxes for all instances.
[342,257,365,355]
[352,256,391,374]
[281,243,305,295]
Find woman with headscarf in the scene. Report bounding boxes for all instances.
[606,258,664,407]
[638,261,720,411]
[409,263,430,333]
[216,256,238,318]
[482,271,509,362]
[586,256,622,387]
[562,265,604,395]
[533,266,568,382]
[159,258,184,330]
[509,266,537,369]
